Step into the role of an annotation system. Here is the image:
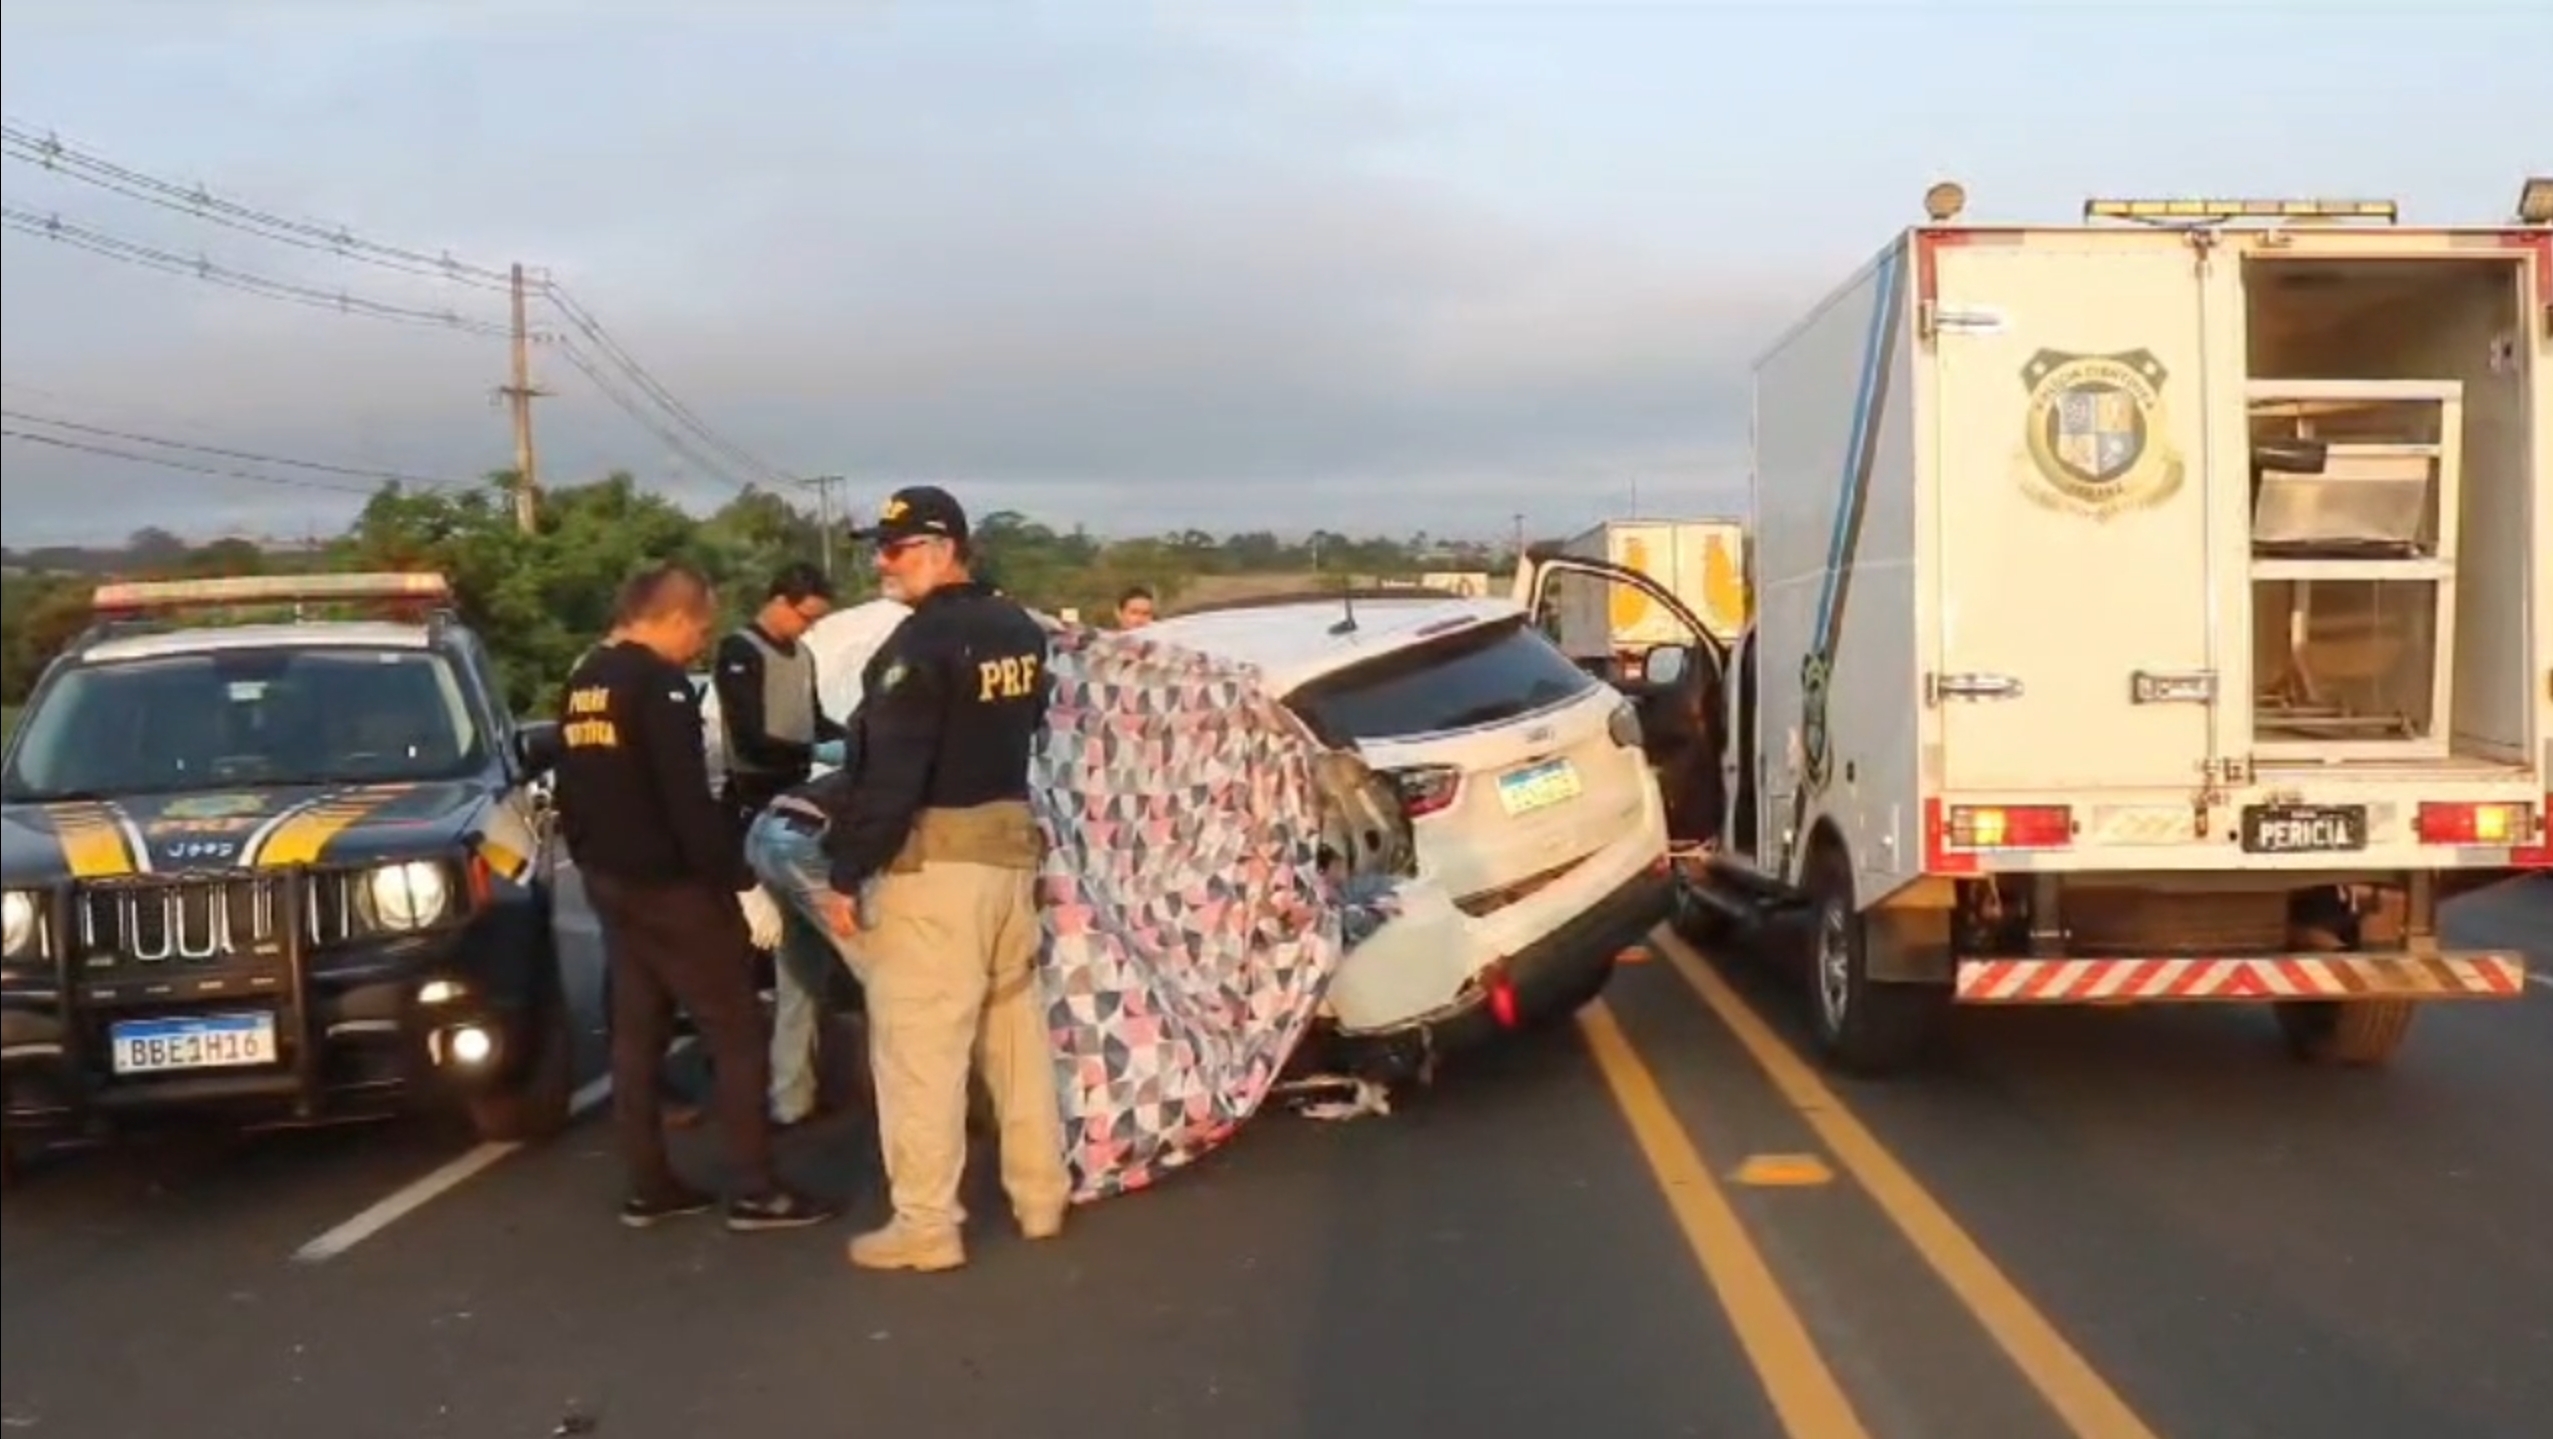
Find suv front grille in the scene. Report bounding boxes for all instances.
[72,873,358,967]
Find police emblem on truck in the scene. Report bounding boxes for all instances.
[2016,348,2187,520]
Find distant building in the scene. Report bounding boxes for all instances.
[1416,571,1491,598]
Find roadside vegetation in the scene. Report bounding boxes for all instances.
[3,469,1516,717]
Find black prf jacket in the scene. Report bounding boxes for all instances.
[813,582,1050,892]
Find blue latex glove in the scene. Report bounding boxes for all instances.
[811,739,848,767]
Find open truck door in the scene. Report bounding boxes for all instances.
[1518,554,1731,850]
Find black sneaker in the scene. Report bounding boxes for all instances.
[725,1188,841,1233]
[621,1184,717,1229]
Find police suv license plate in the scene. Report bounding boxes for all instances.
[2240,803,2368,855]
[1497,758,1583,817]
[109,1013,279,1075]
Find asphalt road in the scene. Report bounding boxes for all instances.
[3,873,2546,1439]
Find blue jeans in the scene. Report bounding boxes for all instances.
[745,812,870,1122]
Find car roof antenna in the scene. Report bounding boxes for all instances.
[1328,567,1359,636]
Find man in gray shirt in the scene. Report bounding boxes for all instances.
[713,562,848,828]
[711,562,854,1127]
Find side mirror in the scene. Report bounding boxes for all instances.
[512,720,564,778]
[1644,646,1689,688]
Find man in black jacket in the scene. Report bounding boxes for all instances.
[552,560,839,1233]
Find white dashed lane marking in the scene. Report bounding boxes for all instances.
[291,904,629,1264]
[289,1069,618,1265]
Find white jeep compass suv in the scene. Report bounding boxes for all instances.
[1146,581,1706,1077]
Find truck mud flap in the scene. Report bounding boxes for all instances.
[1953,951,2528,1005]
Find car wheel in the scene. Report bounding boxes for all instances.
[467,996,577,1144]
[1521,953,1620,1033]
[1800,839,1945,1077]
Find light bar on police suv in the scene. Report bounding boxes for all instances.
[2084,197,2399,224]
[90,571,453,613]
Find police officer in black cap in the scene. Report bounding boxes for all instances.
[783,484,1071,1273]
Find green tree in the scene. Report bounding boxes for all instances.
[0,470,1488,715]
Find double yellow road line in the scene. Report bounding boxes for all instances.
[1580,929,2162,1439]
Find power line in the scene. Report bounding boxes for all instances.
[2,204,536,339]
[3,426,376,495]
[0,407,462,488]
[541,283,785,486]
[1,120,515,289]
[0,205,751,495]
[4,118,791,499]
[550,341,756,491]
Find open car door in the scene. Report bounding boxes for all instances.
[1519,555,1731,849]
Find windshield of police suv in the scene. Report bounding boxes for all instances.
[2,646,487,802]
[1288,615,1602,744]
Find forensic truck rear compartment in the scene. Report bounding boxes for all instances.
[1697,190,2547,1076]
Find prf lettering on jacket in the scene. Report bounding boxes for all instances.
[562,685,619,748]
[976,652,1041,702]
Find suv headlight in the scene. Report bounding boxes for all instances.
[2,890,36,958]
[364,861,452,931]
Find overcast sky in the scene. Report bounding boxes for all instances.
[1,0,2543,547]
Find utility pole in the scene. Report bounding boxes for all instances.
[798,474,847,576]
[497,262,548,534]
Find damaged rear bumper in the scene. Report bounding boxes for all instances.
[1325,862,1675,1082]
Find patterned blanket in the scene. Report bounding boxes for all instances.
[1027,622,1398,1203]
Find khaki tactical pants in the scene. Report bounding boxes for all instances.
[852,845,1069,1231]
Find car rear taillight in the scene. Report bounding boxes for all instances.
[1946,804,2072,849]
[2414,801,2538,846]
[1483,961,1521,1029]
[1388,765,1463,819]
[1607,699,1643,748]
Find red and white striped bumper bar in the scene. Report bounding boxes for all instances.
[1954,952,2529,1004]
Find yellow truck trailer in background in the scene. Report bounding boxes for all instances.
[1549,518,1748,680]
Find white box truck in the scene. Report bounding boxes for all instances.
[1549,519,1749,678]
[1678,189,2547,1075]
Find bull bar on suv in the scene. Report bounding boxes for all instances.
[0,570,561,1153]
[1,856,531,1140]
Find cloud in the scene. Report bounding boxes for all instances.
[1,7,1805,546]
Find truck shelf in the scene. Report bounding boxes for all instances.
[2245,380,2463,762]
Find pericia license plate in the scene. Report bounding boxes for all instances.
[2239,804,2367,855]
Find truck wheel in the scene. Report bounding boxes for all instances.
[468,997,577,1144]
[1801,841,1945,1076]
[2273,998,2419,1067]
